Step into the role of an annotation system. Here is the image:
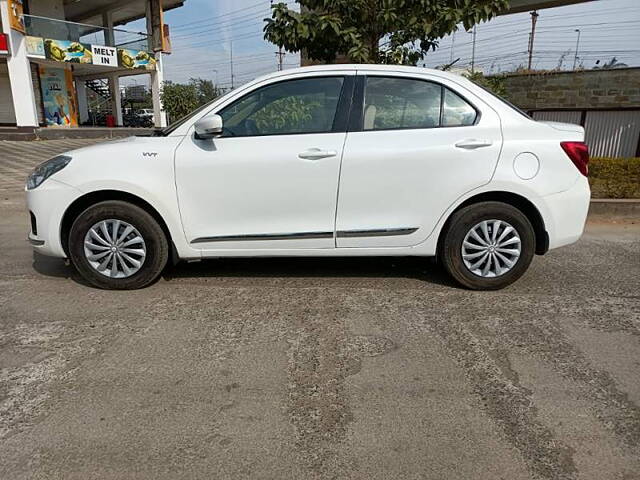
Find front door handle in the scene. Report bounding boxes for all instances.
[455,139,493,149]
[298,148,338,160]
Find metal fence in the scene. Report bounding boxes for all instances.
[531,110,640,158]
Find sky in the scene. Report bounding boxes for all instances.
[124,0,640,87]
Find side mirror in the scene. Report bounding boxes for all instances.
[194,114,223,139]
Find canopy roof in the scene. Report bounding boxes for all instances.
[63,0,185,27]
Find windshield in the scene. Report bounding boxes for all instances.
[159,88,238,136]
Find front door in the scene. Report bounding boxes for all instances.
[175,75,351,251]
[336,74,503,248]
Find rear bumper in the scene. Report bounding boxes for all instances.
[26,179,83,258]
[540,175,591,250]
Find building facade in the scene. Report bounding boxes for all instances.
[0,0,185,131]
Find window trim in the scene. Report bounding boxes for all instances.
[213,75,354,139]
[349,74,481,133]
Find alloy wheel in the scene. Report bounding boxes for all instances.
[83,219,147,278]
[461,219,521,278]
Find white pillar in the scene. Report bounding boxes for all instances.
[0,0,40,127]
[151,52,167,127]
[109,74,123,126]
[76,80,89,124]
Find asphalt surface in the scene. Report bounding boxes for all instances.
[1,140,639,479]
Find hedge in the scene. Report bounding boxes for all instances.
[588,157,640,199]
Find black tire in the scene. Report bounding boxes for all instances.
[68,200,169,290]
[439,201,535,290]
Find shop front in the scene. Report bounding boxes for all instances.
[0,0,181,132]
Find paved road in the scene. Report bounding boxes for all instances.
[1,140,639,479]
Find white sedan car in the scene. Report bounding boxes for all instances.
[26,65,590,290]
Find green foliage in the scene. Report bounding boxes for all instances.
[264,0,508,64]
[463,71,508,98]
[252,96,321,134]
[191,78,222,105]
[160,78,224,124]
[589,157,640,199]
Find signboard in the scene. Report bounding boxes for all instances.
[118,48,156,70]
[38,66,78,127]
[44,39,93,63]
[125,85,147,101]
[25,36,45,58]
[24,34,156,71]
[0,34,8,55]
[91,45,117,67]
[8,0,25,34]
[162,24,172,54]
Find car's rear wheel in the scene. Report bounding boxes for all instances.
[68,200,168,290]
[439,201,535,290]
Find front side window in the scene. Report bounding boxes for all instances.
[362,76,477,131]
[219,77,344,137]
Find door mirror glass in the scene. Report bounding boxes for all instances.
[194,114,223,139]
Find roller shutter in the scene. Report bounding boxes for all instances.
[0,62,16,125]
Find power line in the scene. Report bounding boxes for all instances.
[170,1,267,29]
[171,11,270,39]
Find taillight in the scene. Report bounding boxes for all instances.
[560,141,589,177]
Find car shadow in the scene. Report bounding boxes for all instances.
[31,252,94,287]
[161,256,457,287]
[32,252,458,289]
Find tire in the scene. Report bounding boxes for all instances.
[439,201,535,290]
[68,200,169,290]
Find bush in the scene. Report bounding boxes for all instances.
[589,157,640,199]
[160,78,224,125]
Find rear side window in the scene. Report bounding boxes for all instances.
[363,77,441,130]
[442,88,477,126]
[362,76,477,131]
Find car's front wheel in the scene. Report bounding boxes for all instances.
[439,201,535,290]
[68,200,169,290]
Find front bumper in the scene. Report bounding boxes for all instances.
[26,179,83,258]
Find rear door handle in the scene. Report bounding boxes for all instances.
[455,139,493,149]
[298,148,337,160]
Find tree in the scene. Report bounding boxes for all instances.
[192,78,223,105]
[264,0,508,65]
[160,78,225,123]
[594,57,628,70]
[462,71,507,99]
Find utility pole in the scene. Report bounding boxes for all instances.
[470,26,477,73]
[230,40,234,89]
[270,0,284,71]
[527,10,539,70]
[572,29,581,70]
[276,49,285,71]
[449,31,456,63]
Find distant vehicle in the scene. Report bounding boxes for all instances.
[138,108,154,119]
[26,65,590,290]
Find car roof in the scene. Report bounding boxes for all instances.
[254,63,464,82]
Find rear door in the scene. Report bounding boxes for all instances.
[335,73,503,248]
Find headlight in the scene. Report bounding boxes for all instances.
[26,155,72,190]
